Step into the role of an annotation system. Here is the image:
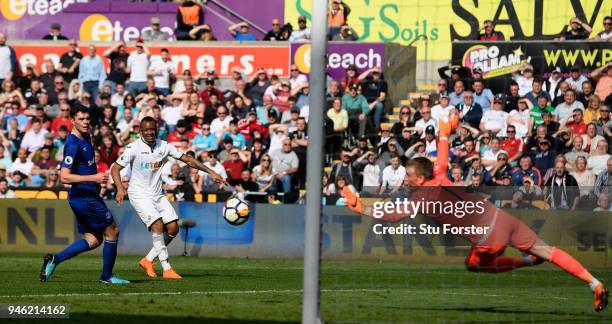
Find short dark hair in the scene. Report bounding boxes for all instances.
[532,77,544,85]
[160,48,169,54]
[406,157,434,180]
[70,105,90,118]
[140,116,157,128]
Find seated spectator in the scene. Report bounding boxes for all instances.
[223,148,246,182]
[480,95,508,137]
[544,160,580,210]
[332,23,359,41]
[43,169,61,189]
[21,119,48,154]
[593,16,612,41]
[448,80,465,107]
[142,17,172,41]
[233,169,259,193]
[564,136,588,170]
[340,64,361,92]
[533,138,556,176]
[221,120,247,150]
[175,0,204,41]
[456,91,483,129]
[210,106,233,139]
[583,96,602,124]
[431,91,455,122]
[506,98,531,139]
[511,62,534,97]
[564,108,587,136]
[543,67,564,101]
[525,78,551,106]
[528,95,554,133]
[539,111,560,137]
[34,145,57,173]
[189,24,217,41]
[593,193,612,211]
[289,16,311,42]
[228,22,257,41]
[477,20,505,41]
[0,178,15,198]
[581,122,606,154]
[570,156,595,198]
[588,140,611,175]
[197,152,228,192]
[566,67,589,92]
[329,148,355,185]
[270,138,299,193]
[42,23,68,41]
[500,125,524,164]
[556,17,592,40]
[511,155,541,186]
[252,153,276,193]
[471,79,494,111]
[263,18,286,41]
[379,154,405,194]
[591,157,612,198]
[9,148,33,178]
[555,89,584,125]
[342,84,370,138]
[577,81,595,107]
[449,166,466,186]
[511,176,543,209]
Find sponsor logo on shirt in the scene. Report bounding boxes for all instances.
[139,161,162,170]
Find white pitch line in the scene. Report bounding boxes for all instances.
[0,288,572,300]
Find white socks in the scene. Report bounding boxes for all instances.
[147,233,172,270]
[589,278,601,292]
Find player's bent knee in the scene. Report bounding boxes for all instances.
[105,224,120,240]
[166,221,179,237]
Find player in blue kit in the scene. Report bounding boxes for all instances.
[39,105,129,284]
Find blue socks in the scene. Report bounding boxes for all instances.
[55,239,91,264]
[100,240,118,281]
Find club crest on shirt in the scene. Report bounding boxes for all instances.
[63,156,73,165]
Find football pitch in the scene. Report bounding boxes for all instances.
[0,254,609,323]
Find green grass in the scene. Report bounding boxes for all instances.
[0,253,610,323]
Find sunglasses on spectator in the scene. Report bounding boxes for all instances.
[291,69,299,72]
[272,23,280,26]
[61,108,69,112]
[482,137,490,140]
[604,22,611,26]
[299,20,306,23]
[601,109,610,112]
[262,158,270,161]
[507,130,515,133]
[498,157,507,161]
[401,112,410,115]
[202,127,210,130]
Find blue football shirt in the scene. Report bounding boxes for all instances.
[61,133,99,198]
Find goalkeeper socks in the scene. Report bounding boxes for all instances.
[55,239,91,264]
[100,240,118,281]
[550,247,594,284]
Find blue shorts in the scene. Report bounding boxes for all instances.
[68,196,115,234]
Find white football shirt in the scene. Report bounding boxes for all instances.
[116,138,184,198]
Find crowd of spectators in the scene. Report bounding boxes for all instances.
[0,2,610,210]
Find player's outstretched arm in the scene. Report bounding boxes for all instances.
[110,163,126,204]
[179,154,228,186]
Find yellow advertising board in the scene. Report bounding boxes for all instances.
[285,0,612,61]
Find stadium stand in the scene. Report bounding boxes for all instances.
[0,0,610,214]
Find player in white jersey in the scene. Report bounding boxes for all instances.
[110,117,226,279]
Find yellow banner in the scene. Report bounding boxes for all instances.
[285,0,612,61]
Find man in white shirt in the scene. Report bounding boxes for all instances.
[480,95,509,137]
[162,97,183,131]
[210,106,233,139]
[482,138,508,171]
[380,154,406,194]
[126,41,150,96]
[289,16,311,42]
[198,152,228,191]
[431,91,456,122]
[555,89,584,124]
[148,48,176,96]
[289,64,308,90]
[20,118,49,153]
[111,83,127,107]
[414,106,437,138]
[512,64,534,97]
[566,67,589,93]
[9,148,34,176]
[543,67,564,101]
[111,117,225,279]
